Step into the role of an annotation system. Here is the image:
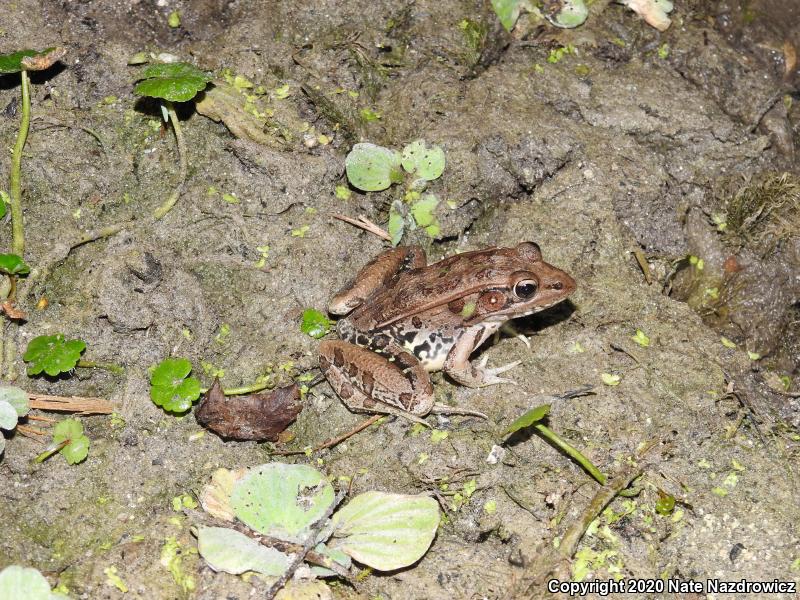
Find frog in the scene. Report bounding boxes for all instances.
[319,242,576,418]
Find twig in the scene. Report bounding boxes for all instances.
[17,424,46,437]
[272,414,382,456]
[264,488,348,599]
[28,394,113,414]
[332,214,391,242]
[26,414,56,422]
[631,249,652,284]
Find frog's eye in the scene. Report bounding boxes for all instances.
[514,280,538,299]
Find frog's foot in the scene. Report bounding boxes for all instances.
[445,354,521,387]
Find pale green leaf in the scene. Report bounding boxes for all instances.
[401,140,445,181]
[330,491,439,571]
[490,0,524,31]
[0,386,29,416]
[0,566,53,600]
[503,403,550,435]
[0,401,18,430]
[197,526,290,576]
[345,143,403,192]
[231,463,335,542]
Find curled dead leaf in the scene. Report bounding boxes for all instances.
[195,378,303,441]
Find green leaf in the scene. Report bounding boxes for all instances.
[655,494,675,516]
[0,48,56,74]
[490,0,524,31]
[0,191,8,219]
[0,253,31,275]
[52,418,90,464]
[23,334,86,376]
[149,358,201,412]
[61,434,90,464]
[631,329,650,347]
[330,491,440,571]
[231,463,335,542]
[410,194,441,238]
[388,202,405,247]
[197,526,290,576]
[300,308,333,339]
[345,143,403,192]
[401,140,445,181]
[53,417,83,444]
[0,387,30,417]
[504,404,550,435]
[543,0,588,28]
[0,401,18,431]
[0,565,53,600]
[134,62,212,102]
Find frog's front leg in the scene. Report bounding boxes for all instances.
[443,327,521,387]
[328,246,427,315]
[319,339,434,416]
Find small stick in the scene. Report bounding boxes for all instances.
[28,394,113,414]
[332,214,391,242]
[631,250,652,284]
[272,414,382,456]
[26,414,56,423]
[17,424,47,437]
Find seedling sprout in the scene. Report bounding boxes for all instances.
[133,62,212,220]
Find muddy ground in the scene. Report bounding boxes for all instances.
[0,0,799,598]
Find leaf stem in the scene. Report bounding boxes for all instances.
[10,70,31,257]
[75,359,125,374]
[534,423,607,485]
[152,101,187,220]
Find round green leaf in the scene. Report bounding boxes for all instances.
[60,435,89,465]
[0,253,31,276]
[345,143,403,192]
[134,62,212,102]
[0,401,18,431]
[0,386,30,417]
[0,48,56,74]
[23,334,86,376]
[0,565,53,600]
[490,0,523,31]
[388,202,405,247]
[300,308,333,339]
[53,417,83,444]
[330,491,440,571]
[231,463,335,542]
[543,0,588,28]
[149,358,201,412]
[401,140,445,182]
[197,526,290,576]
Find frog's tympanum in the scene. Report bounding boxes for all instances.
[319,242,576,417]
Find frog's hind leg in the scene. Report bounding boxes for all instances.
[319,339,434,417]
[328,246,427,315]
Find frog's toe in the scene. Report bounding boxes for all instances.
[478,360,521,385]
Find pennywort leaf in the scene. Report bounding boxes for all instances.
[134,62,212,102]
[23,334,86,376]
[150,358,202,413]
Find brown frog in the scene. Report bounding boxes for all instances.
[319,242,576,418]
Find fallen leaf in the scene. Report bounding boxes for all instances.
[195,379,302,441]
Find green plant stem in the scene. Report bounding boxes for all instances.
[34,439,69,463]
[152,101,187,220]
[198,381,271,396]
[76,360,125,375]
[534,423,607,485]
[10,70,31,257]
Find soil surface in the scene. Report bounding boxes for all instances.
[0,1,798,599]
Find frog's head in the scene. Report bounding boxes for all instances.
[475,241,576,322]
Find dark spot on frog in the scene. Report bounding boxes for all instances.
[361,371,375,395]
[319,355,331,371]
[333,348,345,368]
[347,361,359,378]
[548,281,564,290]
[413,340,431,358]
[448,298,465,314]
[398,392,413,408]
[339,382,354,399]
[356,334,369,346]
[412,316,423,328]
